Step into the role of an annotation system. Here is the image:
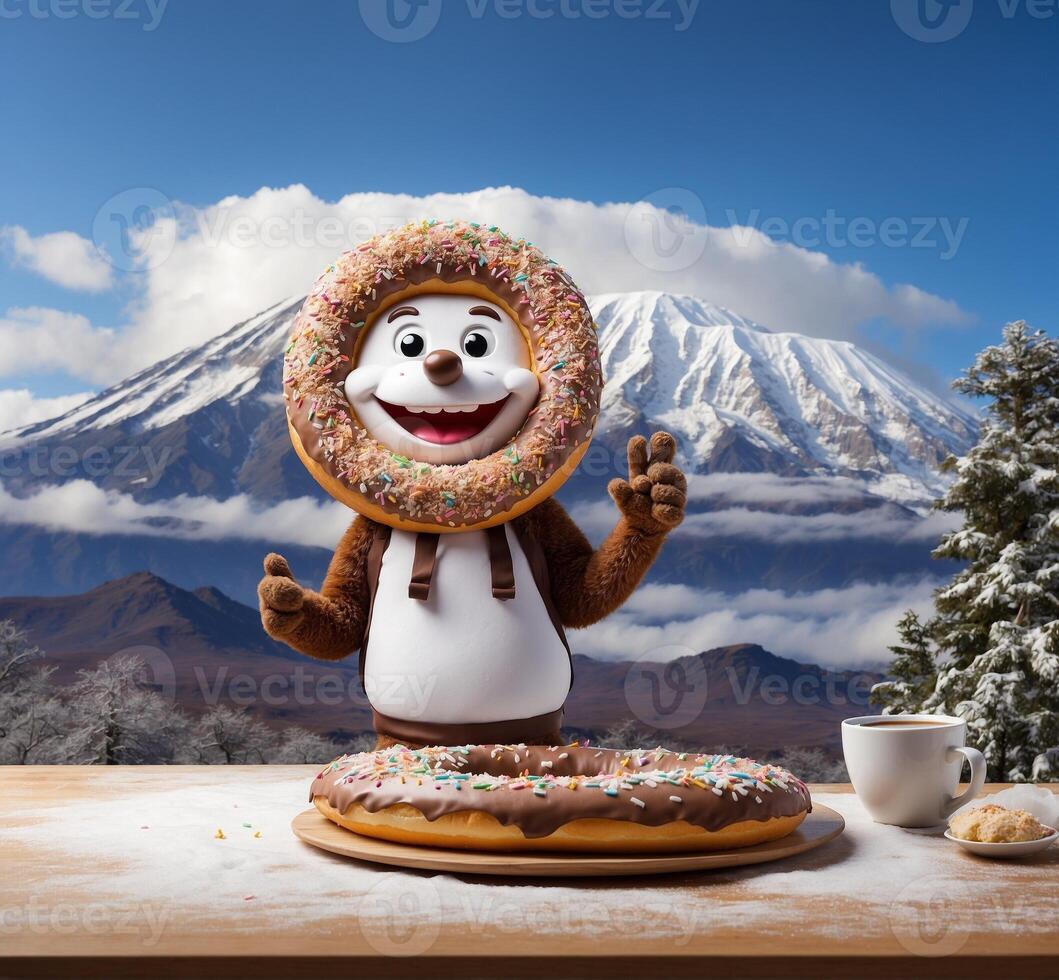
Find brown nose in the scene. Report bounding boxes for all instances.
[423,349,463,386]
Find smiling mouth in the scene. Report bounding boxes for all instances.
[375,396,511,445]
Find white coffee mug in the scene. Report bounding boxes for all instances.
[841,714,986,827]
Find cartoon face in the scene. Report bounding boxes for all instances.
[344,293,540,464]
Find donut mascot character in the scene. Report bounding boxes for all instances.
[260,220,687,748]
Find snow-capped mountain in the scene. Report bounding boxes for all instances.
[1,296,312,503]
[2,291,976,507]
[6,295,302,446]
[0,290,975,600]
[593,293,977,504]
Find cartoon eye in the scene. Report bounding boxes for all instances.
[395,328,426,358]
[461,328,495,358]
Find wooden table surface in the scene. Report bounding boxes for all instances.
[0,767,1055,979]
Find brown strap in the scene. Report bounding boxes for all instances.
[408,533,440,600]
[359,522,392,688]
[485,525,516,600]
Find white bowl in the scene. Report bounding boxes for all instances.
[944,826,1058,859]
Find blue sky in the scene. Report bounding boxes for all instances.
[0,0,1055,406]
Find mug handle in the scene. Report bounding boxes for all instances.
[942,745,987,819]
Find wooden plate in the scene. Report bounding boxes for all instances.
[291,803,845,877]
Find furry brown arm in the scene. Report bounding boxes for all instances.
[524,432,687,629]
[257,516,376,661]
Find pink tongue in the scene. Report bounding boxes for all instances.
[377,397,509,445]
[398,414,486,445]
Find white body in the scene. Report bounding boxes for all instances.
[841,715,987,827]
[362,526,570,724]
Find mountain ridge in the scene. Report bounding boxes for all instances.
[0,572,879,751]
[0,570,306,667]
[1,291,975,508]
[593,292,976,505]
[0,290,970,602]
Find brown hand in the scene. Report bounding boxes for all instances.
[258,553,307,639]
[608,431,687,535]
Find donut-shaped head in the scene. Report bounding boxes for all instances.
[284,220,603,531]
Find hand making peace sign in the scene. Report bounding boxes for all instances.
[608,431,687,535]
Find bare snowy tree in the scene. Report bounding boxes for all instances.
[192,706,271,764]
[590,719,660,751]
[66,655,189,764]
[0,621,42,689]
[331,731,382,755]
[268,726,338,764]
[768,746,848,783]
[0,626,359,764]
[0,622,71,764]
[0,668,72,764]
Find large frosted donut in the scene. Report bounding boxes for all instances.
[283,220,603,532]
[310,744,812,854]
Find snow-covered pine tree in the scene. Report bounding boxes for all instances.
[922,322,1059,780]
[870,610,938,715]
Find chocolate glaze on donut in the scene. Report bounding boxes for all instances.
[310,744,812,839]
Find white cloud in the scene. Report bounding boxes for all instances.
[0,477,942,670]
[572,577,941,670]
[0,389,93,435]
[570,489,960,544]
[0,480,350,550]
[676,507,959,543]
[564,464,953,671]
[1,226,113,292]
[0,308,117,385]
[686,472,878,506]
[1,185,972,386]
